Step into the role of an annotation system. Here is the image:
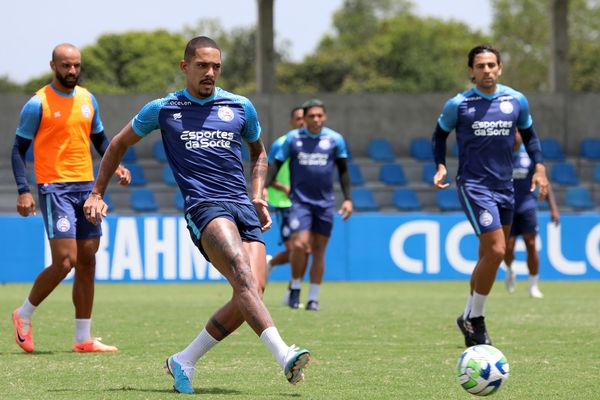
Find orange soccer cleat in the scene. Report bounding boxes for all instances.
[12,308,34,353]
[73,338,118,353]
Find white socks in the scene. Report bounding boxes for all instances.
[260,326,289,370]
[529,274,539,288]
[469,292,488,318]
[178,328,219,365]
[19,298,37,321]
[308,284,320,302]
[75,319,91,343]
[290,279,302,290]
[462,294,473,320]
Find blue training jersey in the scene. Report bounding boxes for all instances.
[438,83,533,189]
[132,87,261,212]
[275,126,348,208]
[512,144,536,213]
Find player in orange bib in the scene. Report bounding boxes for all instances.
[10,43,131,353]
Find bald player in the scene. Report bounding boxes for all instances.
[11,43,130,353]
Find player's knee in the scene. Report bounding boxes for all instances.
[51,258,74,277]
[488,244,506,262]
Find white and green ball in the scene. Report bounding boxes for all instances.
[456,345,509,396]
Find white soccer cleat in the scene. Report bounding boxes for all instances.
[505,268,516,294]
[529,286,544,299]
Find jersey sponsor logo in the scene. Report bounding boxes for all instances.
[298,151,329,166]
[56,216,71,232]
[180,130,235,150]
[471,120,513,136]
[81,104,92,119]
[465,96,482,102]
[468,107,476,114]
[173,112,182,120]
[53,111,61,118]
[217,106,234,122]
[500,101,514,114]
[169,100,192,106]
[478,211,493,227]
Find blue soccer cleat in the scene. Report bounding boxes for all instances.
[164,354,195,394]
[284,345,311,385]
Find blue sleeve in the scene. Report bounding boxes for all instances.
[90,93,104,133]
[437,95,461,132]
[15,96,42,140]
[332,131,349,159]
[240,98,261,143]
[432,123,451,166]
[267,136,286,163]
[11,135,32,194]
[131,99,164,137]
[515,93,533,130]
[275,133,293,162]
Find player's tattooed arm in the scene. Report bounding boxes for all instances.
[247,139,272,231]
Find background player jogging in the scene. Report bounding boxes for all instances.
[431,44,549,347]
[11,43,130,354]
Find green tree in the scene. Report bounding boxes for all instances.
[492,0,600,92]
[79,30,186,94]
[0,75,22,93]
[278,0,487,93]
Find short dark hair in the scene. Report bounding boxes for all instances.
[302,99,326,114]
[184,36,220,61]
[468,45,501,68]
[290,107,303,118]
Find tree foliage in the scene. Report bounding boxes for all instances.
[492,0,600,92]
[0,75,22,93]
[278,0,488,93]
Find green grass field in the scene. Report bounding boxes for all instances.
[1,281,599,399]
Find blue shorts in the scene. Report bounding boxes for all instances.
[288,202,334,237]
[510,207,538,237]
[185,201,264,261]
[38,187,102,240]
[273,207,291,244]
[457,183,514,235]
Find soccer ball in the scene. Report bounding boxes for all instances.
[456,345,509,396]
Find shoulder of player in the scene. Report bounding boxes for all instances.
[321,127,345,140]
[445,90,472,108]
[214,87,255,107]
[497,84,527,100]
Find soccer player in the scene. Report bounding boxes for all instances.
[504,130,560,298]
[431,45,549,346]
[268,99,353,311]
[266,107,304,287]
[10,43,130,353]
[83,36,310,394]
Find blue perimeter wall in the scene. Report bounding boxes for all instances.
[2,212,600,283]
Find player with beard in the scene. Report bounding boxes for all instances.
[11,43,131,353]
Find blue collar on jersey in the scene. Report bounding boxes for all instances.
[301,127,323,138]
[49,83,76,98]
[471,84,506,101]
[183,88,218,105]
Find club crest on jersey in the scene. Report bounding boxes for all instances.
[290,218,300,230]
[218,106,234,122]
[56,216,71,232]
[318,138,331,150]
[500,101,514,114]
[479,211,494,227]
[81,104,92,119]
